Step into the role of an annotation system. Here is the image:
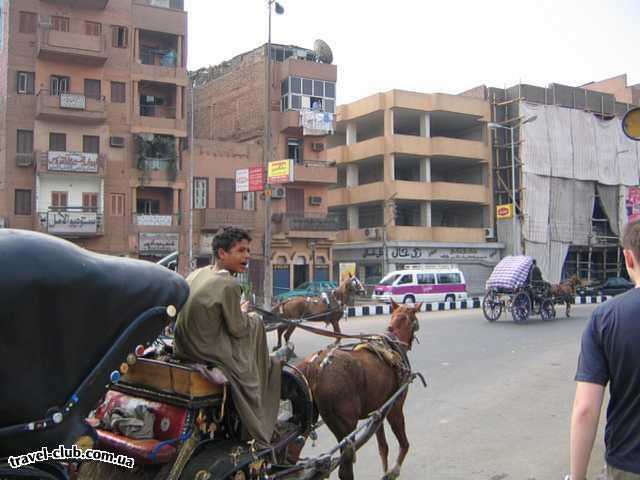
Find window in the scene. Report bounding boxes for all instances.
[17,130,33,154]
[110,193,125,216]
[50,76,70,96]
[313,80,324,97]
[287,138,303,164]
[437,273,462,284]
[51,191,68,209]
[82,193,98,211]
[397,274,414,285]
[49,133,66,152]
[17,72,34,94]
[215,178,235,209]
[111,26,128,48]
[51,16,70,32]
[286,188,304,214]
[19,12,36,34]
[85,21,101,36]
[193,177,208,209]
[15,189,32,215]
[302,78,312,95]
[84,79,101,99]
[137,199,160,214]
[111,82,125,103]
[82,135,100,154]
[281,79,289,96]
[242,192,255,211]
[291,77,301,94]
[417,273,435,285]
[281,77,336,113]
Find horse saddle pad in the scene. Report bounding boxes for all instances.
[120,358,226,399]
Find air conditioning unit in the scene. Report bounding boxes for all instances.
[271,186,286,199]
[364,227,379,240]
[308,196,322,206]
[484,227,495,239]
[110,136,125,148]
[311,142,324,152]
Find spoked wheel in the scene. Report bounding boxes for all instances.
[511,291,531,323]
[482,290,502,322]
[540,299,556,321]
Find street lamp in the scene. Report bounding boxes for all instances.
[488,115,537,256]
[262,0,284,308]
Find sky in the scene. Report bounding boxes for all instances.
[185,0,640,104]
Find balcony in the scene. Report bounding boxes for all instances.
[135,105,186,134]
[42,0,110,8]
[37,28,107,66]
[36,151,105,175]
[272,212,340,238]
[133,45,187,86]
[37,91,106,123]
[335,226,486,243]
[15,153,35,168]
[36,208,104,238]
[199,209,257,231]
[134,0,184,10]
[291,161,337,184]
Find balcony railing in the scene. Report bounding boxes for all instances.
[272,212,341,233]
[37,28,108,65]
[134,0,184,10]
[140,105,177,119]
[36,90,106,123]
[199,208,257,231]
[37,208,104,237]
[140,47,178,67]
[16,153,35,167]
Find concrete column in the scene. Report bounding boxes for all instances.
[420,157,431,182]
[383,200,396,228]
[346,164,358,187]
[134,29,140,63]
[420,201,432,227]
[177,35,183,68]
[346,123,357,145]
[384,153,395,182]
[133,81,139,118]
[420,112,431,137]
[172,188,180,215]
[131,187,137,215]
[99,178,105,215]
[175,85,182,121]
[384,108,394,136]
[347,206,358,230]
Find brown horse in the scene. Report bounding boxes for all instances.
[296,300,421,480]
[271,276,360,351]
[549,275,582,317]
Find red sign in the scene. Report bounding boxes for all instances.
[248,167,264,192]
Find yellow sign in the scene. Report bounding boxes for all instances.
[622,107,640,141]
[496,204,513,220]
[268,159,293,184]
[339,262,357,283]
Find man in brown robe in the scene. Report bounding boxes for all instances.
[174,227,281,448]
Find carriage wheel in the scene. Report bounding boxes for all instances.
[511,291,531,323]
[540,299,556,321]
[482,290,502,322]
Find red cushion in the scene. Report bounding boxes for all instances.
[95,429,176,465]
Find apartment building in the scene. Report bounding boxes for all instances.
[326,90,503,294]
[190,43,338,298]
[0,0,188,271]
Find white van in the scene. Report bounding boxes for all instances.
[371,265,468,304]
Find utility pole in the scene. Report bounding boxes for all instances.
[188,77,195,273]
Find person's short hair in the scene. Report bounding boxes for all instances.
[623,220,640,263]
[211,227,251,260]
[532,259,537,265]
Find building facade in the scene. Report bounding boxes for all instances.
[189,44,338,298]
[0,0,189,272]
[326,90,503,294]
[480,77,640,284]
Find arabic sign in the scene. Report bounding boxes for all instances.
[235,169,249,192]
[236,167,265,192]
[300,110,334,136]
[268,160,294,184]
[496,204,513,220]
[48,151,98,173]
[360,246,499,261]
[626,187,640,223]
[59,94,86,110]
[135,215,173,226]
[47,212,98,234]
[139,233,179,253]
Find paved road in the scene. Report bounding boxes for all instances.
[267,304,607,480]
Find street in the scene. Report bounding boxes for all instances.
[267,304,607,480]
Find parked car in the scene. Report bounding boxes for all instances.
[372,265,468,304]
[577,277,634,296]
[274,280,338,303]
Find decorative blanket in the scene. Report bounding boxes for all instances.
[486,255,534,290]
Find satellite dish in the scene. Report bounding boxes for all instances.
[313,39,333,64]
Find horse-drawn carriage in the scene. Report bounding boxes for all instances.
[482,255,556,323]
[0,230,421,480]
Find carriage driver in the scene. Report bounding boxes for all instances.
[173,227,282,448]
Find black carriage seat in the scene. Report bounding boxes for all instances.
[0,229,189,457]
